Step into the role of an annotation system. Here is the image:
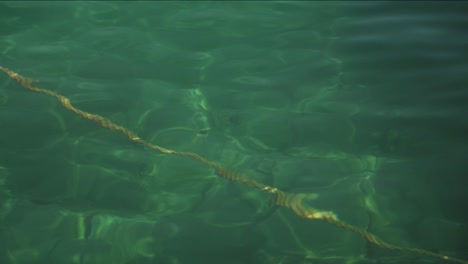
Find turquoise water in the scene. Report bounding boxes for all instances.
[1,2,467,264]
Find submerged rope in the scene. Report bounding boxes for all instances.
[1,66,466,264]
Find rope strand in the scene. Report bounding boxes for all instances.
[1,66,466,264]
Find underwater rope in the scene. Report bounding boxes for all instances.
[1,66,466,264]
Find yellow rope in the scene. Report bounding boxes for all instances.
[1,66,466,264]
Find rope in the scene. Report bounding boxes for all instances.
[1,66,466,264]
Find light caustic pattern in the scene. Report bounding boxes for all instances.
[1,66,466,264]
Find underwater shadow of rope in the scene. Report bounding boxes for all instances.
[1,66,466,264]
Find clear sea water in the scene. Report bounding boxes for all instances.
[0,2,467,264]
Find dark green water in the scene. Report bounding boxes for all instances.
[1,2,467,264]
